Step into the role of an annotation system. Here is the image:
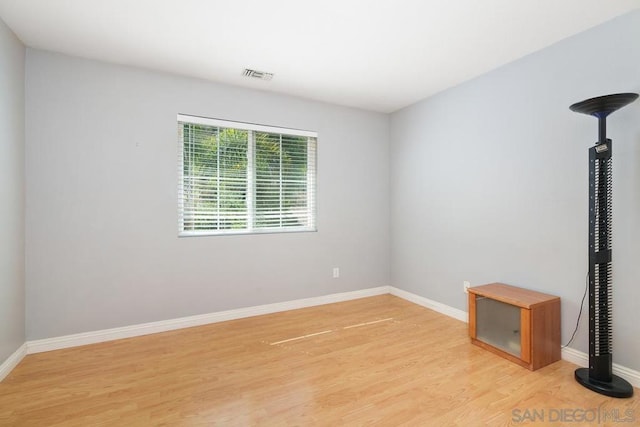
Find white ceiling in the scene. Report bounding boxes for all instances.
[0,1,638,113]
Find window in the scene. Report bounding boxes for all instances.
[178,114,317,236]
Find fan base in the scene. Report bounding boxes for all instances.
[575,368,634,398]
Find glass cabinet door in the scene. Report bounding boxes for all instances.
[475,296,521,357]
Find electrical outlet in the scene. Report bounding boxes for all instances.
[333,267,340,279]
[463,281,471,293]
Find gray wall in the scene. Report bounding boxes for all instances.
[0,18,25,363]
[390,10,640,370]
[25,50,390,340]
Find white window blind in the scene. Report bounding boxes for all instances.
[178,114,317,236]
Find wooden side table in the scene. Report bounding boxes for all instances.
[468,283,561,370]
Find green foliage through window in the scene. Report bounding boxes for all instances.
[178,116,316,235]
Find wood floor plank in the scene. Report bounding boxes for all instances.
[0,295,638,426]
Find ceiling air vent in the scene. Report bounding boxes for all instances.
[242,68,274,81]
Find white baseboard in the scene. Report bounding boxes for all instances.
[562,347,640,388]
[388,286,468,323]
[9,285,639,391]
[561,346,589,367]
[0,343,27,382]
[27,286,390,354]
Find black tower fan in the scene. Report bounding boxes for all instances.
[569,92,638,398]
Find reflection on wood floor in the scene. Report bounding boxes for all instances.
[0,295,638,426]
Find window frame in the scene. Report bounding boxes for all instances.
[177,114,317,237]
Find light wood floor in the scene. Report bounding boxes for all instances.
[1,295,638,426]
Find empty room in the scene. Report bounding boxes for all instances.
[1,1,640,425]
